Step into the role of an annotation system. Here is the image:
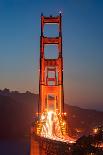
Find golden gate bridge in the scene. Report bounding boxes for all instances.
[30,13,75,155]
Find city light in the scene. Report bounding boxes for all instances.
[93,128,98,134]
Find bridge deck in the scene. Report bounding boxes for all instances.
[30,133,73,155]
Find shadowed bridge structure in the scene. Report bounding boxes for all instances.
[30,13,75,155]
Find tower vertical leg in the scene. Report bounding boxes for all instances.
[30,136,40,155]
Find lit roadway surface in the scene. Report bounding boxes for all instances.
[39,111,76,144]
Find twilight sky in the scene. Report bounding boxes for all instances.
[0,0,103,110]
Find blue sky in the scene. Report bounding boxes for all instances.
[0,0,103,110]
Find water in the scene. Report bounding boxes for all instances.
[0,139,30,155]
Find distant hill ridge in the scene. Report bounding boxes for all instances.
[0,88,103,139]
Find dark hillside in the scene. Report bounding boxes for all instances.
[0,89,103,139]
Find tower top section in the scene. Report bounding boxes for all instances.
[41,13,61,24]
[41,13,62,36]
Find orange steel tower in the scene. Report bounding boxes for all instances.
[39,13,64,114]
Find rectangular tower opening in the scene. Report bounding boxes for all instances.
[44,24,59,37]
[44,45,58,59]
[45,67,58,86]
[47,94,56,112]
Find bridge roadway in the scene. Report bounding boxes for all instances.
[30,133,73,155]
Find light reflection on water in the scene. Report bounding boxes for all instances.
[0,139,30,155]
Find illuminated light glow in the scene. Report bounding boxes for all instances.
[93,128,98,134]
[62,121,65,126]
[41,114,45,120]
[64,112,67,116]
[99,143,103,148]
[36,111,76,143]
[41,111,62,138]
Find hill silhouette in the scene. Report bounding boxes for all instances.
[0,88,103,139]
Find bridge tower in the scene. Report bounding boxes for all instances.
[30,14,70,155]
[39,13,64,114]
